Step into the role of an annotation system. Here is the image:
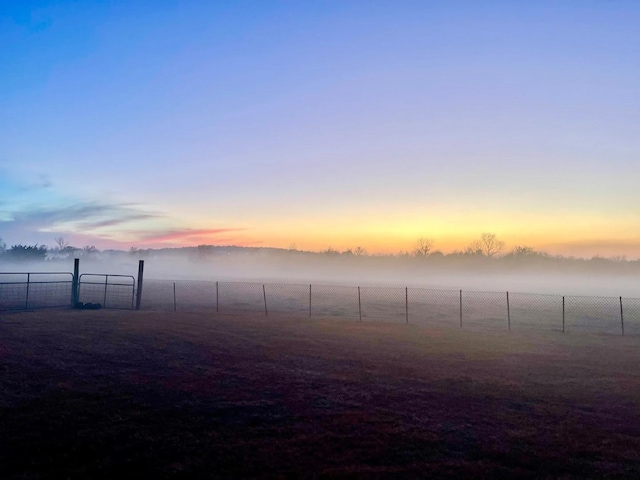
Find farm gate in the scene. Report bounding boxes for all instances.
[78,274,136,310]
[0,272,74,311]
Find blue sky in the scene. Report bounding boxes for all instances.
[1,1,639,256]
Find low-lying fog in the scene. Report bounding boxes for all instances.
[2,247,639,298]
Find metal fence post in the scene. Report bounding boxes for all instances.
[216,281,219,313]
[309,284,312,318]
[506,291,511,331]
[620,296,625,336]
[72,258,80,306]
[405,287,409,325]
[135,260,144,311]
[562,296,565,333]
[173,282,177,312]
[263,284,268,316]
[25,273,30,310]
[358,286,362,321]
[459,289,463,327]
[103,275,109,307]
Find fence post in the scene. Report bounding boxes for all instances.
[358,286,362,321]
[309,284,312,318]
[263,284,268,316]
[25,273,30,310]
[135,260,144,311]
[562,296,565,333]
[506,291,511,331]
[620,296,625,336]
[405,287,409,325]
[72,258,80,306]
[216,282,219,313]
[103,275,109,307]
[173,282,177,312]
[459,290,463,327]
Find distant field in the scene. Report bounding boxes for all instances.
[2,310,640,478]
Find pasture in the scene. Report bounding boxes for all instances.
[2,309,640,478]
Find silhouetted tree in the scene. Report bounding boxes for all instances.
[54,237,69,250]
[468,233,505,257]
[413,237,434,257]
[6,244,48,262]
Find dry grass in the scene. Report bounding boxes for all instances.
[1,309,640,478]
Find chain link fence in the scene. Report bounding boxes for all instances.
[138,279,640,336]
[623,297,640,336]
[508,292,564,333]
[407,288,461,327]
[564,295,625,336]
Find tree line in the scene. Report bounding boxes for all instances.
[0,237,98,262]
[0,233,636,265]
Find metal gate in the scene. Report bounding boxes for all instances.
[78,274,135,309]
[0,272,74,311]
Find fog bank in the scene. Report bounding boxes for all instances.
[2,247,639,297]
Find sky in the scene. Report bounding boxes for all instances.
[1,1,639,257]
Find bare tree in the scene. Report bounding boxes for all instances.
[54,237,69,251]
[353,246,368,256]
[413,237,434,257]
[469,232,505,257]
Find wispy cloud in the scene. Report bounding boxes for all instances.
[7,202,162,231]
[123,227,257,247]
[0,197,165,246]
[0,174,255,249]
[1,201,254,249]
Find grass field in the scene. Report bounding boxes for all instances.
[2,310,640,478]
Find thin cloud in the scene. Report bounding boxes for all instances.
[8,203,162,230]
[76,213,159,230]
[0,201,165,245]
[132,228,248,244]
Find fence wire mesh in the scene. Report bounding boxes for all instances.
[134,281,640,336]
[310,284,360,320]
[218,282,266,315]
[564,295,625,335]
[461,290,510,331]
[508,292,564,333]
[264,283,310,317]
[360,286,406,323]
[623,297,640,336]
[140,279,177,311]
[408,288,461,327]
[5,272,640,337]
